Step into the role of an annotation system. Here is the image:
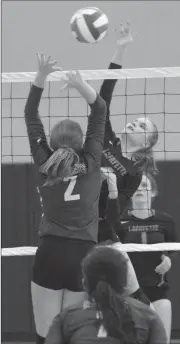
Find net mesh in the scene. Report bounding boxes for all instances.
[2,67,180,164]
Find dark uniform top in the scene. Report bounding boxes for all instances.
[99,62,142,220]
[116,210,177,288]
[45,297,166,344]
[24,84,107,242]
[98,62,142,243]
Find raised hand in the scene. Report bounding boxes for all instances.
[114,21,133,47]
[36,52,62,76]
[65,70,84,88]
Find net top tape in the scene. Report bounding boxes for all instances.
[1,243,180,256]
[2,67,180,83]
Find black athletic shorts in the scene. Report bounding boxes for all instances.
[142,285,170,303]
[32,235,94,291]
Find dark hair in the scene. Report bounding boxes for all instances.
[82,246,136,343]
[50,119,83,151]
[132,120,159,175]
[39,119,84,186]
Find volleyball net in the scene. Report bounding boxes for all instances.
[2,67,180,256]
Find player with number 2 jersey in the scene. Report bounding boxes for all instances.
[24,53,107,344]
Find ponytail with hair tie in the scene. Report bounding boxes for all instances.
[39,147,86,186]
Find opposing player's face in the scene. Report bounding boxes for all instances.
[122,117,154,150]
[132,175,154,208]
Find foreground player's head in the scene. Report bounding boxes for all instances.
[50,119,83,151]
[82,245,135,341]
[121,117,158,173]
[132,172,158,210]
[39,119,84,185]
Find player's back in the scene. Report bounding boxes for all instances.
[45,297,166,344]
[24,83,107,243]
[38,167,101,242]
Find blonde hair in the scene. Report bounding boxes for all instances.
[39,148,80,186]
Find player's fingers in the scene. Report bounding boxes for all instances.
[66,71,75,82]
[120,23,124,35]
[76,70,83,79]
[52,66,63,72]
[41,52,45,63]
[67,71,74,78]
[46,55,51,63]
[36,52,41,65]
[50,60,58,66]
[125,20,131,33]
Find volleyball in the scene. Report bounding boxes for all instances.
[70,7,109,44]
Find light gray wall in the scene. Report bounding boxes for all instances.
[2,1,180,71]
[2,1,180,162]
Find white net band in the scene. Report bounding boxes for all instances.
[1,243,180,256]
[2,67,180,83]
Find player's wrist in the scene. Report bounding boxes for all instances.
[111,45,127,65]
[76,81,97,104]
[34,71,47,88]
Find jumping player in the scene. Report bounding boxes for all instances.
[99,22,159,221]
[116,172,177,343]
[24,53,107,344]
[97,22,159,307]
[45,245,167,344]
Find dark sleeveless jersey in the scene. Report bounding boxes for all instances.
[99,62,142,220]
[116,210,177,287]
[45,297,166,344]
[24,84,107,242]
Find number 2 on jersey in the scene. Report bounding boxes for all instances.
[64,176,80,202]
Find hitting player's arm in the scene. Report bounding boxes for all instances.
[100,40,129,146]
[24,72,52,166]
[99,62,122,146]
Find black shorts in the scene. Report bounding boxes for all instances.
[142,285,170,303]
[32,235,94,291]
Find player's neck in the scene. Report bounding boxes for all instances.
[131,208,153,219]
[121,137,135,160]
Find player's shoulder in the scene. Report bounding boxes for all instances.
[62,300,94,318]
[62,300,85,314]
[154,210,174,224]
[126,296,157,322]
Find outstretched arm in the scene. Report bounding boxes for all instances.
[24,53,61,166]
[100,22,133,146]
[66,71,107,171]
